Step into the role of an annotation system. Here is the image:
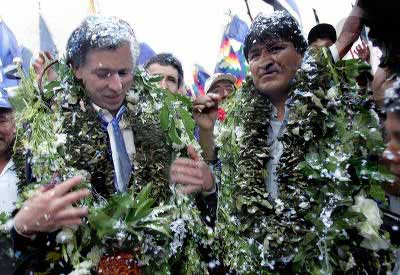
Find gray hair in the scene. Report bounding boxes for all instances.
[66,15,139,69]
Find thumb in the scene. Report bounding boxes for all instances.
[187,145,200,161]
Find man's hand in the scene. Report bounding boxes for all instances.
[170,146,215,194]
[193,94,221,131]
[354,42,370,63]
[32,51,58,82]
[13,176,90,236]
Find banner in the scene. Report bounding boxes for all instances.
[0,20,21,88]
[192,64,210,96]
[263,0,302,27]
[214,15,249,87]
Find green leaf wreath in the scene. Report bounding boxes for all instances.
[8,61,211,274]
[213,47,395,274]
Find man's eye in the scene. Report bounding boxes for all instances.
[270,46,284,53]
[96,72,110,79]
[118,70,130,77]
[392,133,400,143]
[249,52,260,61]
[167,77,177,84]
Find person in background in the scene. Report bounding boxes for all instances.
[0,89,17,214]
[383,80,400,246]
[193,73,236,165]
[307,23,337,48]
[0,88,17,275]
[204,73,236,102]
[144,53,185,94]
[354,41,370,63]
[359,0,400,251]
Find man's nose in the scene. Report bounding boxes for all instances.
[108,73,123,91]
[159,77,168,89]
[259,50,274,69]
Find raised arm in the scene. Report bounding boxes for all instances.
[334,2,364,60]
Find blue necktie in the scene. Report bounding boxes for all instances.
[99,106,133,193]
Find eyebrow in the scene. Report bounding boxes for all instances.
[92,68,112,73]
[0,113,13,120]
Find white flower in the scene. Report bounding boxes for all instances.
[56,228,74,244]
[274,199,284,215]
[350,193,389,251]
[170,218,187,255]
[172,142,185,150]
[86,246,103,267]
[299,202,309,209]
[55,133,67,147]
[126,91,139,104]
[326,87,338,100]
[68,260,93,275]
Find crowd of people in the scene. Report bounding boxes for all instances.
[0,0,400,274]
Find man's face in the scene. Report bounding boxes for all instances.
[248,40,301,100]
[0,110,15,156]
[310,38,334,48]
[208,80,235,101]
[146,63,180,94]
[384,112,400,180]
[74,43,134,114]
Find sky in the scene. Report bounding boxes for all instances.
[0,0,361,86]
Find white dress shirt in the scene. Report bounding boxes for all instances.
[92,104,136,161]
[93,104,136,192]
[0,159,19,214]
[265,100,291,199]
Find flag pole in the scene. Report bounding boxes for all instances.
[312,8,320,24]
[244,0,254,22]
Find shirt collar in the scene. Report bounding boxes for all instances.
[0,159,14,176]
[92,103,130,129]
[270,98,292,121]
[92,103,113,121]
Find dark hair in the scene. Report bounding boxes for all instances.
[307,23,337,45]
[144,53,184,88]
[66,15,139,69]
[359,0,400,74]
[244,11,307,61]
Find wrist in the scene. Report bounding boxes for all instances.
[350,6,364,18]
[199,128,214,135]
[202,164,217,195]
[202,182,216,195]
[13,219,36,238]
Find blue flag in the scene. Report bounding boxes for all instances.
[137,42,156,66]
[263,0,302,27]
[192,64,210,96]
[226,15,249,43]
[39,14,58,56]
[0,20,20,88]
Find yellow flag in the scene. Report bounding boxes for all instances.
[88,0,97,14]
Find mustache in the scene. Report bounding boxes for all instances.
[260,63,280,74]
